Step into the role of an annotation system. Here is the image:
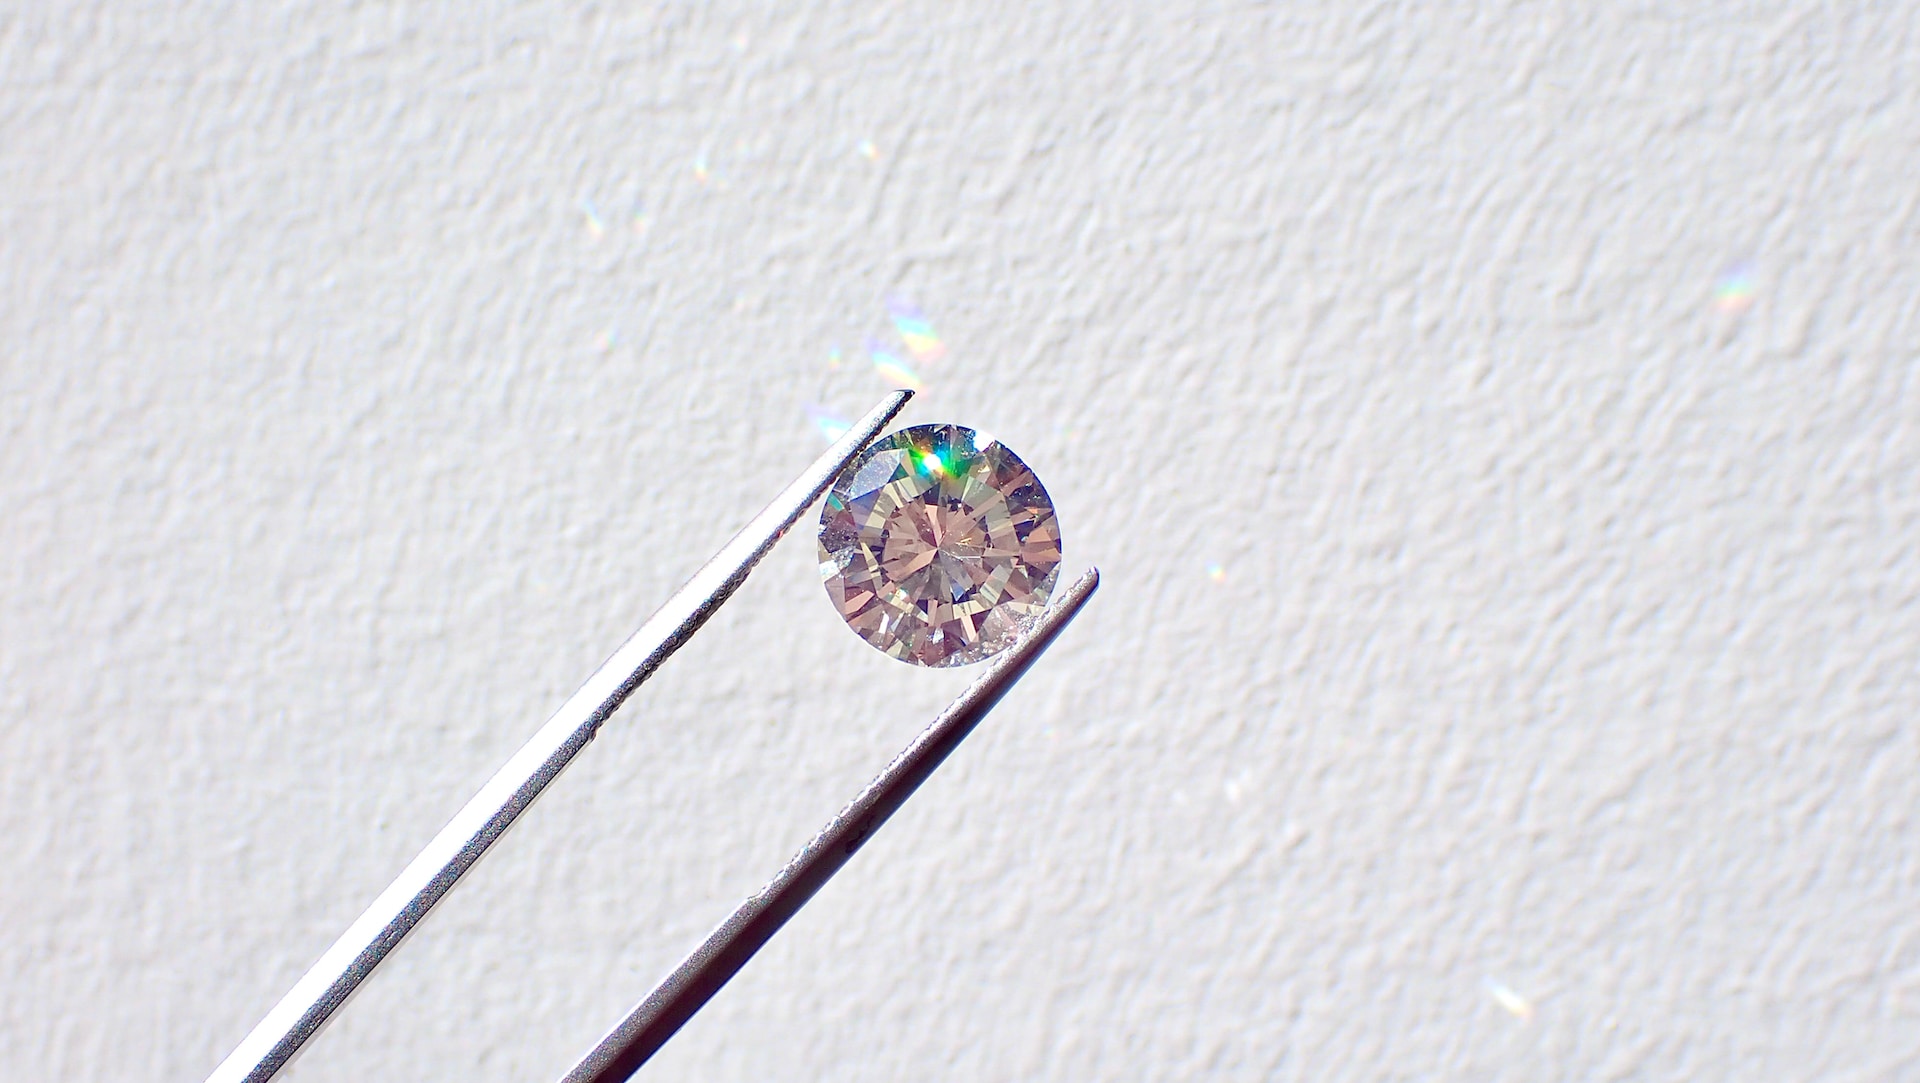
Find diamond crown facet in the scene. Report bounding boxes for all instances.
[818,423,1062,667]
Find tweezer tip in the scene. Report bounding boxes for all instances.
[854,389,912,438]
[1060,566,1099,604]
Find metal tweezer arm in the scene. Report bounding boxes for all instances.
[206,390,914,1083]
[559,566,1101,1083]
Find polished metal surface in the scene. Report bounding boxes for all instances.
[205,390,913,1083]
[559,566,1103,1083]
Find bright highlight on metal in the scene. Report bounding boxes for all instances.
[203,390,914,1083]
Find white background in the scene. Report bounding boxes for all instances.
[5,3,1918,1080]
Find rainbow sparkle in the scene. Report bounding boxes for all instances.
[1206,562,1227,583]
[869,341,924,391]
[887,296,946,364]
[805,404,852,443]
[1484,979,1534,1021]
[580,198,606,240]
[858,139,879,161]
[1714,261,1756,314]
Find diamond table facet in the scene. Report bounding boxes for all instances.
[819,424,1062,666]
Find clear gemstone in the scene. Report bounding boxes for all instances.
[819,423,1062,666]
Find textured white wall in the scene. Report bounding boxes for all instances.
[5,3,1918,1080]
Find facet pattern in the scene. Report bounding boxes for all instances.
[819,424,1062,666]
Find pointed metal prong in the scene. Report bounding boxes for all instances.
[205,391,913,1083]
[560,567,1102,1083]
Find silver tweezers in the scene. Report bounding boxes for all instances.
[206,389,1101,1083]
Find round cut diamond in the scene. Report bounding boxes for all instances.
[819,423,1062,666]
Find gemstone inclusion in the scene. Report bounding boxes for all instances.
[819,424,1061,666]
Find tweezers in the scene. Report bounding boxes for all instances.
[207,388,1101,1082]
